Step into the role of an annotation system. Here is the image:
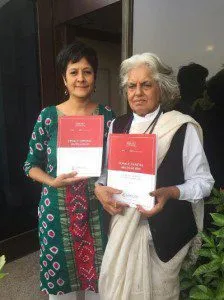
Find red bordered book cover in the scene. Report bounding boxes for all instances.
[57,115,104,177]
[107,133,157,209]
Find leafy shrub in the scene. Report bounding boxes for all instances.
[180,188,224,300]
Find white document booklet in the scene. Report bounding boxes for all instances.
[107,133,157,210]
[57,115,104,177]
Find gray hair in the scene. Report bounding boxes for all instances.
[120,53,180,110]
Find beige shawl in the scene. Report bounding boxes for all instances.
[99,111,204,300]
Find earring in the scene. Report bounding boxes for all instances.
[64,88,68,96]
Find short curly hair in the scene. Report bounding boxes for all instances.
[120,53,180,110]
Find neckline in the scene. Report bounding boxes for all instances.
[127,107,162,134]
[133,105,161,122]
[55,103,100,117]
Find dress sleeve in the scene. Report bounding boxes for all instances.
[23,108,49,176]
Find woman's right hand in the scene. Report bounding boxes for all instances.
[51,172,88,188]
[94,184,129,215]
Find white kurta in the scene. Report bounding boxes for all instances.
[97,107,214,202]
[99,110,213,300]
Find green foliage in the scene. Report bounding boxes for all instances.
[0,255,7,279]
[180,188,224,300]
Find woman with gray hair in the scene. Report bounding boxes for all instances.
[95,53,214,300]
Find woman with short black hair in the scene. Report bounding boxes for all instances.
[24,40,115,299]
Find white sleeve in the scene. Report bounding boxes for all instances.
[95,119,115,186]
[176,123,214,203]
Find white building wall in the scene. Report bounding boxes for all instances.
[133,0,224,76]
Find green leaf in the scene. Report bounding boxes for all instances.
[181,280,196,290]
[213,227,224,238]
[198,249,212,258]
[203,276,214,286]
[217,240,224,252]
[211,279,220,289]
[190,285,214,299]
[216,280,224,299]
[0,273,7,279]
[212,188,222,197]
[200,232,215,248]
[206,197,222,205]
[193,259,221,276]
[203,271,220,279]
[221,264,224,273]
[0,255,6,272]
[180,266,198,279]
[210,249,220,260]
[216,204,224,213]
[211,213,224,227]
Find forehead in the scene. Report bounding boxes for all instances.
[66,57,92,70]
[127,64,153,82]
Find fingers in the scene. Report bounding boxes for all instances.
[64,177,88,185]
[115,201,129,208]
[59,172,89,181]
[99,197,128,216]
[94,185,127,215]
[149,189,163,198]
[137,203,163,217]
[59,172,77,180]
[104,200,126,215]
[106,186,122,194]
[73,176,89,182]
[150,186,180,200]
[95,185,122,196]
[53,172,89,188]
[106,206,123,216]
[149,190,156,197]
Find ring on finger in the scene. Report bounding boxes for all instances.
[114,201,117,209]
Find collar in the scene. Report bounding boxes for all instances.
[133,106,161,123]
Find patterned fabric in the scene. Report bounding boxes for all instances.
[24,105,115,295]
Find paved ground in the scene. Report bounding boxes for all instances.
[0,251,48,300]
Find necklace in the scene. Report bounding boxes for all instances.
[124,107,162,134]
[143,107,162,134]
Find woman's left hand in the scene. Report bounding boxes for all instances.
[136,186,180,218]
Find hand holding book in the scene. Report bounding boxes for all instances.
[57,115,104,177]
[94,184,129,215]
[51,171,89,188]
[137,186,180,217]
[107,133,157,210]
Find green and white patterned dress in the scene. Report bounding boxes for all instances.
[24,104,115,296]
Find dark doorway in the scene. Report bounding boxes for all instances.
[0,0,41,260]
[55,2,123,114]
[36,0,128,113]
[0,0,132,261]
